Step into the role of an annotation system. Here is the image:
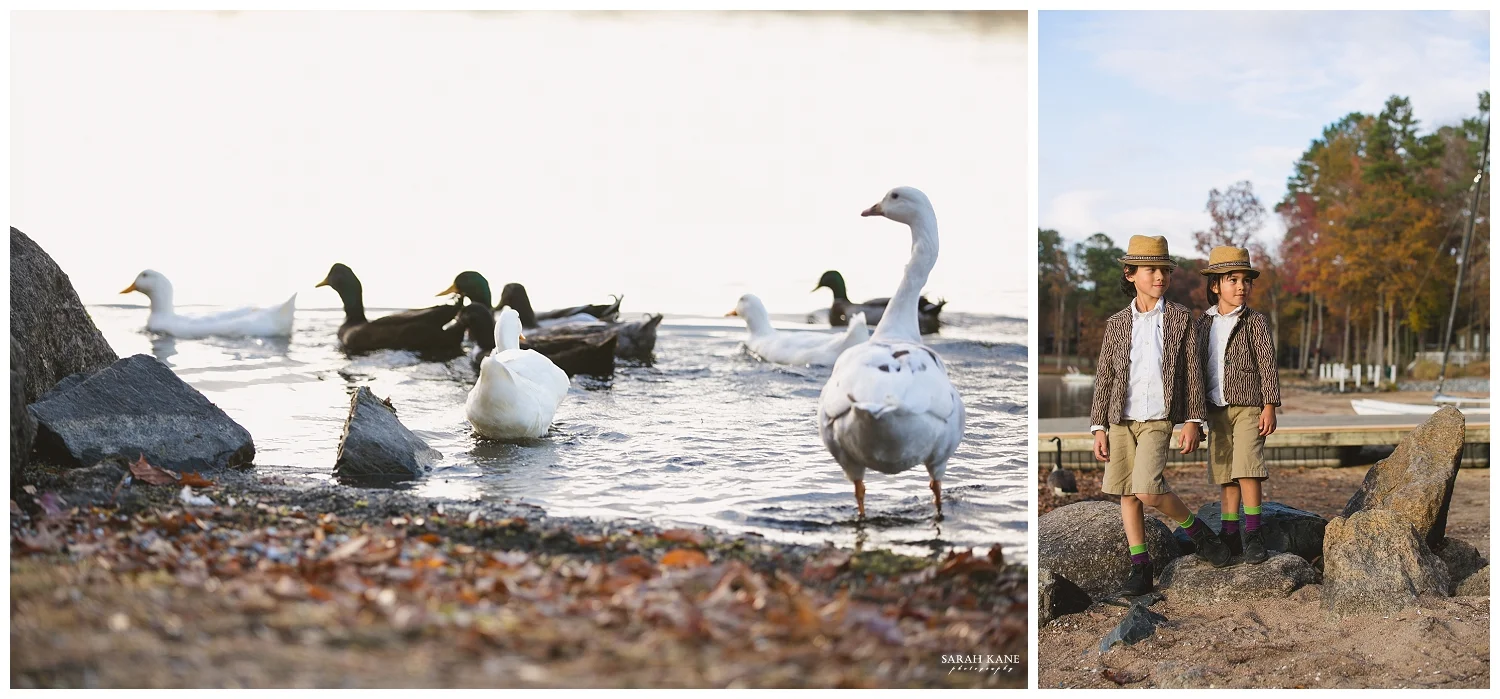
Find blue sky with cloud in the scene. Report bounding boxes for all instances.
[1040,10,1490,258]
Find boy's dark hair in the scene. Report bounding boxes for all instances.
[1206,271,1254,306]
[1120,264,1173,298]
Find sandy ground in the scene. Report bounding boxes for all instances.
[1038,467,1491,688]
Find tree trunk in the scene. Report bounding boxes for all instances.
[1299,291,1311,374]
[1375,293,1385,387]
[1342,304,1351,368]
[1314,294,1324,369]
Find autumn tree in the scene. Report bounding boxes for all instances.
[1193,181,1267,256]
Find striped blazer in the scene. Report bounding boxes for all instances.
[1089,300,1206,429]
[1195,306,1282,408]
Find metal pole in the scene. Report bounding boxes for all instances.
[1438,122,1490,396]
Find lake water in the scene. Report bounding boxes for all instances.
[88,304,1030,558]
[1038,373,1094,420]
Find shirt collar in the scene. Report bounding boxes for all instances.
[1206,304,1245,318]
[1129,298,1165,320]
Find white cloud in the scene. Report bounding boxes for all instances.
[1072,11,1489,125]
[1042,189,1112,237]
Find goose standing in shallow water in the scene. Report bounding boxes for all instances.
[316,263,465,356]
[817,187,964,519]
[813,270,945,335]
[121,270,296,338]
[727,293,868,367]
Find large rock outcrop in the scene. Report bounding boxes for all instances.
[1321,509,1450,617]
[10,227,119,404]
[28,354,255,471]
[1455,565,1489,597]
[333,387,441,485]
[1342,406,1464,549]
[1159,552,1320,604]
[1174,501,1328,564]
[1039,501,1182,599]
[11,337,37,487]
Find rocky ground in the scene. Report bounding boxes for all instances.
[1037,465,1490,689]
[12,461,1026,688]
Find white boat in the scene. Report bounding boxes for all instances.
[1060,366,1095,385]
[1350,398,1490,416]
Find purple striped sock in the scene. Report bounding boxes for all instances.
[1222,519,1240,536]
[1246,513,1261,532]
[1130,551,1150,565]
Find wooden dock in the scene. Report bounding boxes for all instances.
[1038,414,1491,469]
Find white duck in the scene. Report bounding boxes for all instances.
[817,186,965,518]
[727,293,868,367]
[121,269,296,338]
[465,306,571,440]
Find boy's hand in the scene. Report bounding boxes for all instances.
[1259,405,1278,436]
[1092,431,1109,462]
[1179,422,1202,454]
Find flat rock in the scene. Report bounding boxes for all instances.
[1455,565,1489,597]
[1436,538,1487,592]
[10,227,119,404]
[334,387,441,485]
[1098,601,1168,653]
[1038,567,1092,625]
[1174,501,1328,564]
[1158,552,1320,604]
[1342,406,1464,549]
[27,354,255,472]
[1039,500,1182,599]
[12,337,37,489]
[1322,508,1450,618]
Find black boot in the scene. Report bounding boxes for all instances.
[1243,528,1268,564]
[1185,523,1233,568]
[1218,527,1243,558]
[1116,562,1154,597]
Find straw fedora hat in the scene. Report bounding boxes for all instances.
[1199,246,1261,278]
[1118,235,1174,267]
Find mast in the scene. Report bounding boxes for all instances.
[1436,121,1489,396]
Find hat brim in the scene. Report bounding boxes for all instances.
[1119,255,1175,268]
[1199,263,1260,278]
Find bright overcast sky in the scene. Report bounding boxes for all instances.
[1040,10,1490,257]
[12,11,1027,317]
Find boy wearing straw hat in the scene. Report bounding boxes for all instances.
[1091,235,1232,598]
[1197,246,1282,565]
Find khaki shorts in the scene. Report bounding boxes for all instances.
[1207,404,1269,485]
[1102,420,1173,496]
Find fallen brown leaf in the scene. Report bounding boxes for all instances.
[660,549,710,569]
[179,472,216,488]
[659,529,707,546]
[1104,668,1146,685]
[128,454,181,486]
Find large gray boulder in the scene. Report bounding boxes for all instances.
[10,227,119,404]
[333,387,441,485]
[11,337,37,487]
[1038,568,1092,625]
[1174,501,1328,564]
[1455,565,1489,597]
[1435,538,1487,592]
[1322,509,1450,617]
[1039,501,1182,599]
[28,354,254,471]
[1159,552,1320,604]
[1342,406,1464,549]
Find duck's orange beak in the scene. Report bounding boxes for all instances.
[518,334,527,343]
[861,202,883,217]
[725,309,739,317]
[120,282,138,294]
[437,283,460,297]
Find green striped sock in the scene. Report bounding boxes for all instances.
[1221,510,1241,535]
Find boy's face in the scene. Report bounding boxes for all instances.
[1127,265,1169,301]
[1214,272,1251,308]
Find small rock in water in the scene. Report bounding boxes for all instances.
[333,387,441,485]
[1099,601,1168,653]
[1342,406,1464,549]
[10,227,120,405]
[28,354,255,472]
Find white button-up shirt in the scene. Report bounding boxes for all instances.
[1092,299,1178,433]
[1206,304,1245,407]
